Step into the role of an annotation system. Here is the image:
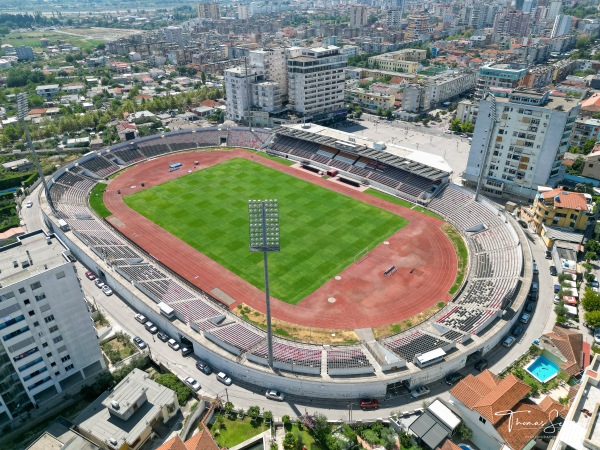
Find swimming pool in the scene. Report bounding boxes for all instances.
[525,355,560,383]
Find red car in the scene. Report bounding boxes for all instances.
[85,271,96,280]
[360,399,380,410]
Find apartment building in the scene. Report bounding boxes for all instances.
[350,5,368,28]
[163,26,183,45]
[196,2,221,20]
[530,188,592,233]
[465,88,580,200]
[16,46,34,61]
[386,9,403,30]
[287,46,347,117]
[0,231,104,425]
[345,87,395,111]
[569,118,600,148]
[405,15,431,41]
[401,71,477,113]
[551,14,572,38]
[367,49,426,74]
[477,63,528,93]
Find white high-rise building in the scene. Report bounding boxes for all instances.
[287,46,347,117]
[225,46,347,124]
[546,0,563,21]
[551,14,572,38]
[465,88,580,199]
[0,231,104,423]
[386,9,403,30]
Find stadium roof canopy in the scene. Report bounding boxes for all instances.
[278,123,452,180]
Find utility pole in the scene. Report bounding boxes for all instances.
[225,388,229,403]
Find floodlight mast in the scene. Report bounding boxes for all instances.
[17,93,55,214]
[248,199,280,369]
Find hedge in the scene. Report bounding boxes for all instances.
[23,172,38,188]
[0,171,35,190]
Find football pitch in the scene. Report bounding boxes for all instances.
[124,158,408,304]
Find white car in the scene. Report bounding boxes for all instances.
[168,339,180,351]
[94,279,105,289]
[520,313,530,324]
[216,372,232,386]
[265,389,285,401]
[184,376,201,391]
[410,385,430,398]
[135,313,147,324]
[102,285,113,296]
[25,201,33,208]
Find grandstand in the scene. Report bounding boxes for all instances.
[266,124,452,203]
[41,127,531,396]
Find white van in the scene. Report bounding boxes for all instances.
[158,302,175,319]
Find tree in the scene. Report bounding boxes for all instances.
[385,109,393,119]
[224,401,234,416]
[586,251,598,263]
[457,422,472,440]
[450,118,462,132]
[247,405,261,422]
[283,432,296,450]
[555,301,568,318]
[461,121,475,133]
[583,138,597,154]
[154,373,193,406]
[311,413,332,445]
[263,410,273,423]
[201,71,207,84]
[585,310,600,328]
[587,240,600,254]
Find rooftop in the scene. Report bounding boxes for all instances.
[75,369,177,449]
[0,231,71,288]
[540,189,589,211]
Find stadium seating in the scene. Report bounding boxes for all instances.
[206,324,265,354]
[381,331,450,362]
[326,347,371,372]
[252,340,322,369]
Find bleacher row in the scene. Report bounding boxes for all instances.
[267,134,438,201]
[46,129,524,375]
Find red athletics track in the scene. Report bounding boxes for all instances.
[103,149,457,330]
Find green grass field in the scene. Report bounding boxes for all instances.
[0,31,103,52]
[124,158,407,304]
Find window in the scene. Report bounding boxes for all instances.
[48,325,58,333]
[51,362,56,367]
[28,311,35,317]
[42,342,48,348]
[35,294,46,302]
[46,352,52,357]
[61,355,71,363]
[0,315,25,330]
[30,282,41,290]
[23,299,30,305]
[55,371,60,376]
[18,288,25,294]
[33,321,39,327]
[479,416,487,424]
[53,336,63,344]
[55,272,65,280]
[2,326,30,342]
[65,364,74,371]
[43,315,55,324]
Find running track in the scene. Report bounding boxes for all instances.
[103,149,458,330]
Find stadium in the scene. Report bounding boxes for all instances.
[40,125,533,399]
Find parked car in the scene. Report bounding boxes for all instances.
[594,328,600,345]
[512,325,523,336]
[520,313,531,324]
[503,336,516,348]
[591,280,599,289]
[474,359,488,371]
[545,250,552,259]
[102,285,113,296]
[85,271,96,280]
[182,346,193,356]
[25,200,33,208]
[135,313,147,324]
[266,390,286,402]
[554,294,561,304]
[133,336,147,349]
[531,282,539,293]
[444,373,464,385]
[550,266,557,276]
[156,331,169,342]
[195,360,213,375]
[533,260,538,274]
[216,372,233,386]
[94,279,104,289]
[554,284,561,294]
[144,321,158,334]
[526,302,535,313]
[168,339,180,351]
[359,398,379,410]
[184,376,201,391]
[410,385,430,398]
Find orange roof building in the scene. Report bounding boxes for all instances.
[539,325,586,376]
[449,370,564,450]
[530,188,592,235]
[157,428,222,450]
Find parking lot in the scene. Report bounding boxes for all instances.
[337,116,472,181]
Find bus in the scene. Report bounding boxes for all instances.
[169,163,182,172]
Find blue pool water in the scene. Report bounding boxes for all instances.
[459,445,473,450]
[526,355,560,383]
[0,187,18,195]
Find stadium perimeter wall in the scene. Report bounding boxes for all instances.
[38,133,534,399]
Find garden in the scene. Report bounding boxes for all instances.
[100,332,138,364]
